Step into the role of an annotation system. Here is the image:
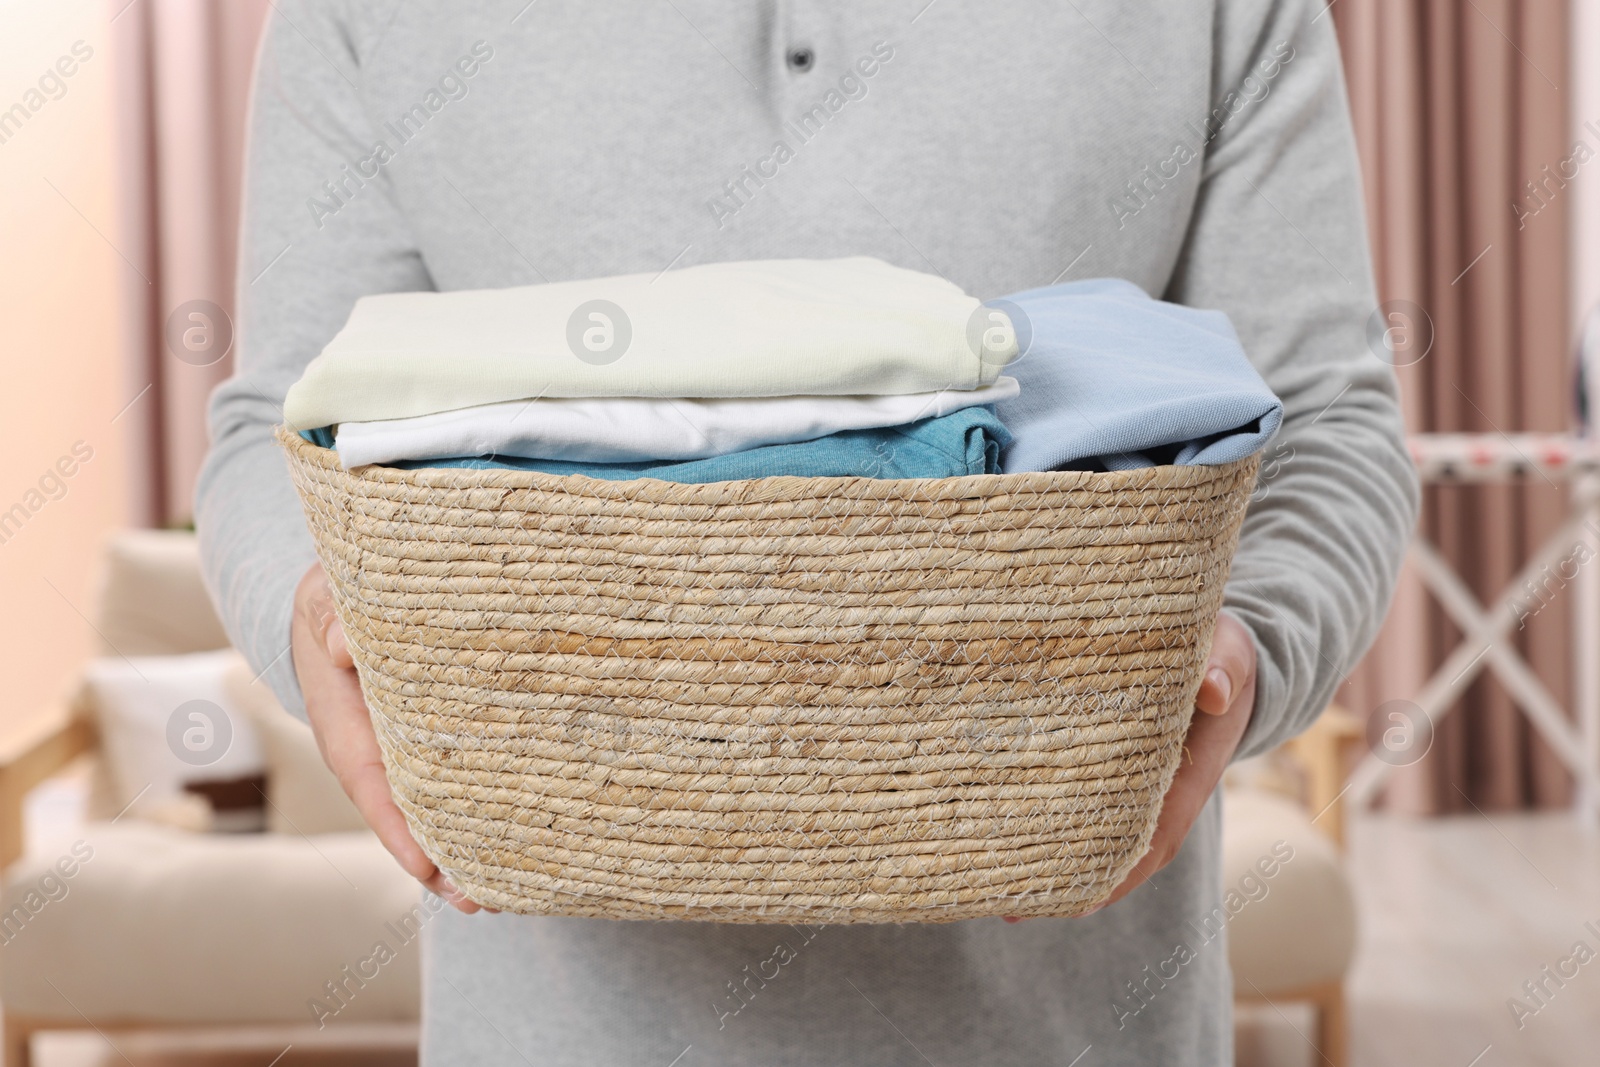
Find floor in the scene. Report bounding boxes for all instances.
[1237,810,1600,1067]
[19,813,1600,1067]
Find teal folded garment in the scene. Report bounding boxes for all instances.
[302,406,1010,482]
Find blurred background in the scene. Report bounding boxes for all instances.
[1,1,1597,1065]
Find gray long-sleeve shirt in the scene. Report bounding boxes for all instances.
[196,2,1417,1063]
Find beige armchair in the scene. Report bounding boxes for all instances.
[1226,707,1363,1067]
[0,531,420,1067]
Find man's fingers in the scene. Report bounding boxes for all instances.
[295,564,480,914]
[1098,670,1257,909]
[425,871,492,913]
[332,719,483,913]
[316,685,471,906]
[336,748,432,880]
[1003,613,1260,923]
[1195,612,1255,716]
[1101,784,1195,911]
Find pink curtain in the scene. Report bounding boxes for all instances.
[1332,0,1575,811]
[112,0,272,527]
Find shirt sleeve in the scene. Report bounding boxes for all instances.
[1165,0,1420,758]
[195,0,433,718]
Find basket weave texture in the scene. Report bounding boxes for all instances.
[279,426,1257,923]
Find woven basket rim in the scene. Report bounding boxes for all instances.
[275,423,1257,501]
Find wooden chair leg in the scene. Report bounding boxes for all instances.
[2,1014,33,1067]
[1313,981,1348,1067]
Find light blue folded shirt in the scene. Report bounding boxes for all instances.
[989,278,1282,472]
[303,405,1009,481]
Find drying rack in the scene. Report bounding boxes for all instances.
[1346,306,1600,817]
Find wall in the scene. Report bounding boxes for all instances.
[0,0,132,717]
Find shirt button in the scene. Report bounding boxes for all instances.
[786,46,815,72]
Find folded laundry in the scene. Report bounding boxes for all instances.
[991,278,1282,472]
[283,257,1017,430]
[332,378,1020,469]
[302,405,1009,482]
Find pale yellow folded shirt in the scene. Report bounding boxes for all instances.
[282,257,1017,430]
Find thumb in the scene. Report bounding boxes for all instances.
[302,570,354,671]
[1195,612,1254,716]
[325,616,355,669]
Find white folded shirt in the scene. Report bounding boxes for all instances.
[334,378,1020,468]
[284,257,1018,430]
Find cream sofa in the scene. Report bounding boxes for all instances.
[0,531,419,1066]
[0,530,1358,1066]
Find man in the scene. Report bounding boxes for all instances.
[198,1,1416,1062]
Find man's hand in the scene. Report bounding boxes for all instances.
[1004,611,1257,922]
[291,562,484,913]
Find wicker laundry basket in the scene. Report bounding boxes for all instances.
[278,426,1258,923]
